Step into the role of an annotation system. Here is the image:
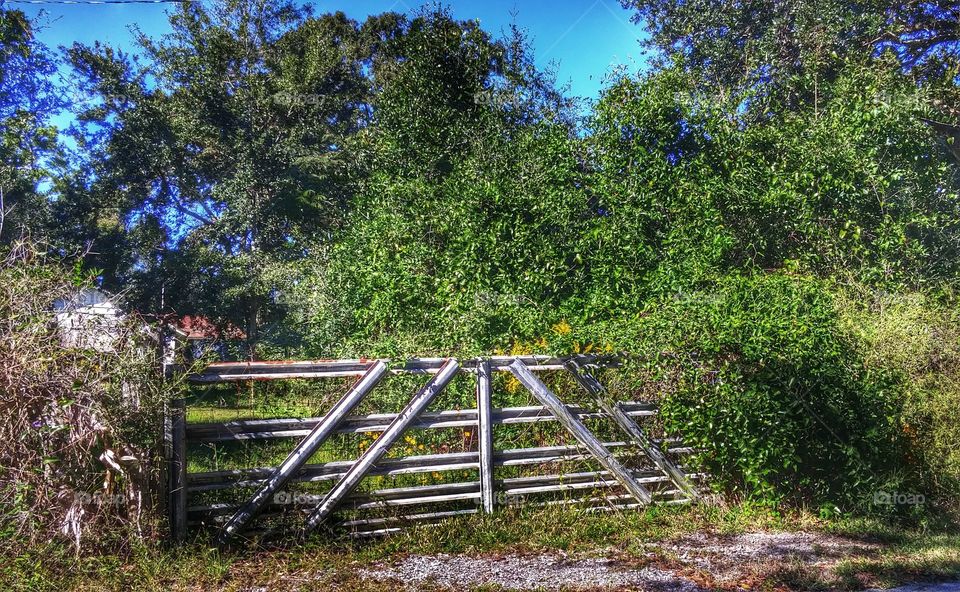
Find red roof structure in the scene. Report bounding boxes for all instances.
[175,315,246,340]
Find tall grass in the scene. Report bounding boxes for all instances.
[0,242,175,552]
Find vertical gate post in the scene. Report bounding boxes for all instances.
[476,359,495,514]
[169,397,188,542]
[161,327,180,379]
[302,358,461,535]
[216,361,389,545]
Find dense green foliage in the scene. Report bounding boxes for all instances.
[587,59,960,293]
[620,0,960,101]
[0,9,60,242]
[2,0,959,513]
[576,275,904,507]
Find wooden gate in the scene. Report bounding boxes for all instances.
[166,355,703,543]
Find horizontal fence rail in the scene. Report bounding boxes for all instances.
[167,353,702,543]
[186,439,694,493]
[187,472,707,519]
[185,402,658,442]
[187,354,618,383]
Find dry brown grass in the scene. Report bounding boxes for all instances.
[0,241,175,552]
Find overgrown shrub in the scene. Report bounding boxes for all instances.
[565,274,907,509]
[0,243,173,552]
[586,58,960,300]
[836,287,960,515]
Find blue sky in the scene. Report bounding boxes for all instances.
[19,0,648,101]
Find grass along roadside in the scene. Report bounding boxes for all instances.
[3,503,960,591]
[831,533,960,590]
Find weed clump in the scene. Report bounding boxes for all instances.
[0,242,174,552]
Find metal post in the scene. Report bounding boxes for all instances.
[476,359,495,513]
[216,361,389,544]
[161,325,178,476]
[507,359,652,506]
[302,359,461,535]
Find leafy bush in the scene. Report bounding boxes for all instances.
[566,274,905,507]
[836,287,960,514]
[285,55,959,511]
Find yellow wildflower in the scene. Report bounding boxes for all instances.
[510,340,532,355]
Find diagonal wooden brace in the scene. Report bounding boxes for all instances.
[507,359,652,505]
[564,359,700,500]
[216,361,389,545]
[302,358,461,535]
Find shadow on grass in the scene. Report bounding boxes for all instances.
[830,535,960,590]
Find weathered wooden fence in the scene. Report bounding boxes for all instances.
[167,355,703,543]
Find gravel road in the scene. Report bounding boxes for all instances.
[357,531,885,590]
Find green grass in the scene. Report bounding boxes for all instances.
[7,503,959,591]
[832,533,960,590]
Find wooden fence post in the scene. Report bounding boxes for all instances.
[564,359,700,500]
[169,397,188,543]
[507,359,652,506]
[302,358,461,535]
[161,325,189,543]
[216,361,389,545]
[476,359,495,514]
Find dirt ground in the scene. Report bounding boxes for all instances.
[221,529,960,591]
[349,531,885,590]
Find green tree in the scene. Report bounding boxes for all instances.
[587,58,960,295]
[63,0,376,353]
[621,0,960,93]
[0,8,61,243]
[291,9,585,356]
